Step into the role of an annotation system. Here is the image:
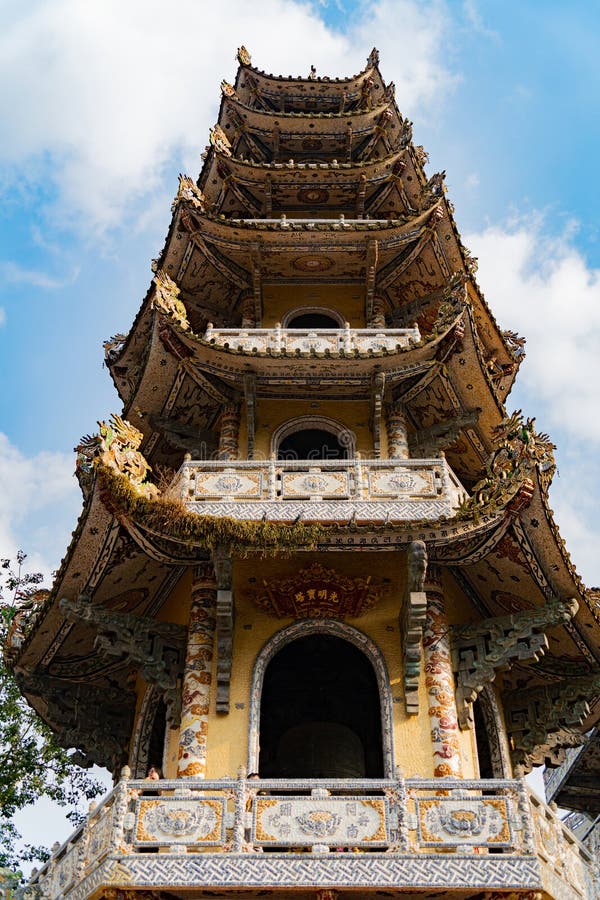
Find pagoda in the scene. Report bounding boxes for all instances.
[8,48,600,900]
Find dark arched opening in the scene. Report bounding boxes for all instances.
[147,698,167,774]
[287,312,340,329]
[278,428,348,460]
[474,698,494,779]
[258,634,383,778]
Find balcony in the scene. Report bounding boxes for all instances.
[26,775,598,900]
[204,323,421,356]
[170,457,467,522]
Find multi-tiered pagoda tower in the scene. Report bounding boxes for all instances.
[9,48,600,900]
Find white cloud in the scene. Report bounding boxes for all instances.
[466,217,600,443]
[0,0,455,230]
[0,432,81,580]
[0,260,79,290]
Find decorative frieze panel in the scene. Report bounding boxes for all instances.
[281,470,350,499]
[204,323,420,356]
[368,467,437,498]
[253,795,388,847]
[134,798,226,847]
[193,471,263,499]
[416,796,512,848]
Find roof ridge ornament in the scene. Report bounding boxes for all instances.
[221,79,237,99]
[75,413,158,499]
[172,174,209,214]
[152,269,189,331]
[236,45,251,66]
[209,124,232,157]
[367,47,380,68]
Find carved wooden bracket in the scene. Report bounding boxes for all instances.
[213,546,235,714]
[59,596,186,725]
[504,670,600,774]
[17,672,134,772]
[399,541,428,715]
[451,597,579,729]
[409,409,479,459]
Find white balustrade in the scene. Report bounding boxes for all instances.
[204,323,421,355]
[25,777,597,900]
[171,457,468,522]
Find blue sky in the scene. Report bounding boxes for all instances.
[2,0,600,848]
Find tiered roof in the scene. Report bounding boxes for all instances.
[6,49,599,776]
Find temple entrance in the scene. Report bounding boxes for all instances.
[277,428,349,460]
[474,699,494,778]
[258,634,383,778]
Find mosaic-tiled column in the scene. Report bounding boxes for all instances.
[217,402,241,460]
[241,294,256,328]
[387,401,410,459]
[423,568,462,777]
[177,564,217,778]
[369,296,386,329]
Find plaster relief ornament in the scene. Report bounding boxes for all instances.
[152,269,189,330]
[75,413,158,498]
[172,175,209,214]
[209,124,232,157]
[367,47,380,67]
[236,45,251,66]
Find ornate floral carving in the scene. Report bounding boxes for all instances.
[152,269,188,330]
[75,414,157,498]
[458,410,556,518]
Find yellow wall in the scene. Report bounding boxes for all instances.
[128,558,484,781]
[253,398,374,459]
[262,283,365,328]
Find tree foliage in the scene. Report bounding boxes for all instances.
[0,553,104,874]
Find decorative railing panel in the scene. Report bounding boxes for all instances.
[26,777,597,900]
[171,458,467,522]
[204,324,421,355]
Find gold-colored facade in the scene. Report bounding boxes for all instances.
[9,47,600,900]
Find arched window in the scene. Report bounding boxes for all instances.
[473,685,512,779]
[272,416,356,460]
[282,307,344,329]
[248,620,395,777]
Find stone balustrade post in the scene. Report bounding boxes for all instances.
[218,403,241,461]
[423,569,463,777]
[387,401,410,460]
[177,564,217,778]
[109,766,131,853]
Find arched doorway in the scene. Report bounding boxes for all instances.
[258,633,384,778]
[473,685,511,779]
[130,686,168,777]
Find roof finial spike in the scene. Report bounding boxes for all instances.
[308,64,317,80]
[236,46,251,66]
[368,47,380,67]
